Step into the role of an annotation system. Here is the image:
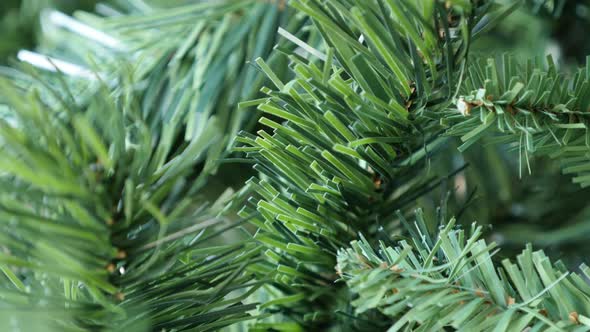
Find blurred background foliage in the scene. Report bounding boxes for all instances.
[0,0,98,62]
[0,0,201,63]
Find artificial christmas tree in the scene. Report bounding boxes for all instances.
[1,0,590,331]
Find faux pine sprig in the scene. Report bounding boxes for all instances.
[337,209,590,331]
[337,210,590,331]
[445,55,590,187]
[232,0,519,328]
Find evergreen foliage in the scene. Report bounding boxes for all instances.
[0,51,260,331]
[1,0,590,331]
[445,55,590,187]
[338,210,590,331]
[0,1,294,330]
[234,0,485,327]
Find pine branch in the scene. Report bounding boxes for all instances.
[231,0,518,327]
[337,210,590,331]
[444,55,590,187]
